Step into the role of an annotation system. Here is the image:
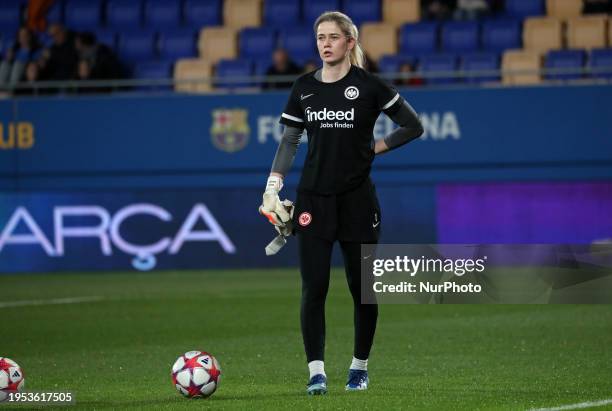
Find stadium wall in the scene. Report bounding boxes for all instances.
[1,85,611,273]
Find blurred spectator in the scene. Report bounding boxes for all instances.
[397,62,424,87]
[454,0,490,20]
[264,49,302,89]
[27,0,57,32]
[583,0,612,14]
[0,27,40,88]
[422,0,457,20]
[38,24,78,81]
[75,32,122,81]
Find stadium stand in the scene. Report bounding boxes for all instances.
[502,49,542,85]
[64,0,102,31]
[278,27,317,64]
[106,0,143,29]
[264,0,301,27]
[419,53,458,84]
[590,48,612,79]
[158,29,197,60]
[240,28,277,59]
[567,15,608,50]
[382,0,420,27]
[545,49,586,80]
[343,0,381,26]
[116,29,157,66]
[481,18,522,52]
[399,22,439,55]
[462,52,500,83]
[215,58,253,87]
[224,0,262,29]
[174,58,213,92]
[504,0,545,19]
[183,0,222,28]
[442,21,479,53]
[546,0,583,19]
[144,0,182,29]
[360,23,397,62]
[198,27,238,64]
[523,17,564,53]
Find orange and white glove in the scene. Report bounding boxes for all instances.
[259,175,292,227]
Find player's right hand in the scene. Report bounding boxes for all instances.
[259,175,292,226]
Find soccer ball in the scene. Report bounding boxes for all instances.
[171,351,221,399]
[0,357,25,402]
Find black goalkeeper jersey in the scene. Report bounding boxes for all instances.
[279,65,402,195]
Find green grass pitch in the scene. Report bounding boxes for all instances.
[2,269,612,410]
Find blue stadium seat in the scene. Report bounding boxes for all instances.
[145,0,181,28]
[303,0,340,26]
[264,0,300,27]
[46,0,64,24]
[377,55,415,75]
[343,0,381,26]
[418,53,458,84]
[545,49,586,80]
[134,60,173,90]
[240,28,277,59]
[0,3,22,33]
[106,0,143,29]
[442,21,479,52]
[253,57,272,86]
[590,48,612,79]
[400,22,439,55]
[65,0,102,31]
[184,0,222,28]
[158,29,197,60]
[96,29,117,48]
[461,52,500,83]
[279,27,317,65]
[216,58,254,88]
[117,30,157,64]
[504,0,544,18]
[482,19,521,52]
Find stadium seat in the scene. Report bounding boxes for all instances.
[544,49,586,80]
[64,0,101,31]
[184,0,222,28]
[590,48,612,79]
[502,49,542,85]
[240,28,277,59]
[504,0,544,19]
[418,53,458,84]
[158,29,197,60]
[133,60,173,90]
[524,17,564,53]
[106,0,143,29]
[174,58,213,92]
[279,27,317,65]
[482,19,521,52]
[117,30,157,64]
[46,0,64,24]
[224,0,262,30]
[567,16,608,50]
[399,22,439,54]
[264,0,300,27]
[546,0,582,19]
[461,52,500,83]
[198,27,238,64]
[343,0,381,26]
[360,23,397,62]
[144,0,181,28]
[215,58,254,88]
[95,29,117,48]
[303,0,340,26]
[383,0,420,27]
[377,54,415,74]
[442,21,479,53]
[0,3,22,33]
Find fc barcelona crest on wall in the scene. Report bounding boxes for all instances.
[210,109,250,153]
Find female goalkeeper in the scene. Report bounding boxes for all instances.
[259,11,424,395]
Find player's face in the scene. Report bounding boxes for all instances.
[316,21,354,65]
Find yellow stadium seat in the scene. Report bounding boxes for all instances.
[198,27,238,65]
[546,0,582,19]
[524,17,564,53]
[224,0,262,29]
[174,59,213,93]
[360,23,398,62]
[502,50,542,85]
[383,0,420,27]
[567,15,608,49]
[609,17,612,45]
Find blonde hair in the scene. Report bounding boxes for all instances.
[313,11,366,69]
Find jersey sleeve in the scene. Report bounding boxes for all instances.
[279,81,305,129]
[372,74,402,115]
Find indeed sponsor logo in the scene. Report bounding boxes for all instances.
[305,107,354,122]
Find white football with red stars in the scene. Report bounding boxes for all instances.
[0,357,25,402]
[171,351,221,399]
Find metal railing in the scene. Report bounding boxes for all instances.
[2,66,611,95]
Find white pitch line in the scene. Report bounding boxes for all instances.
[528,399,612,411]
[0,296,105,308]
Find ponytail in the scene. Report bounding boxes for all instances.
[314,11,366,69]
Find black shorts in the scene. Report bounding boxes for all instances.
[292,178,381,243]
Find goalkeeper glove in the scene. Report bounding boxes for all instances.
[259,175,292,227]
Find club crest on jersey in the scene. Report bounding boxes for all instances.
[298,212,312,226]
[344,86,359,100]
[210,109,250,153]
